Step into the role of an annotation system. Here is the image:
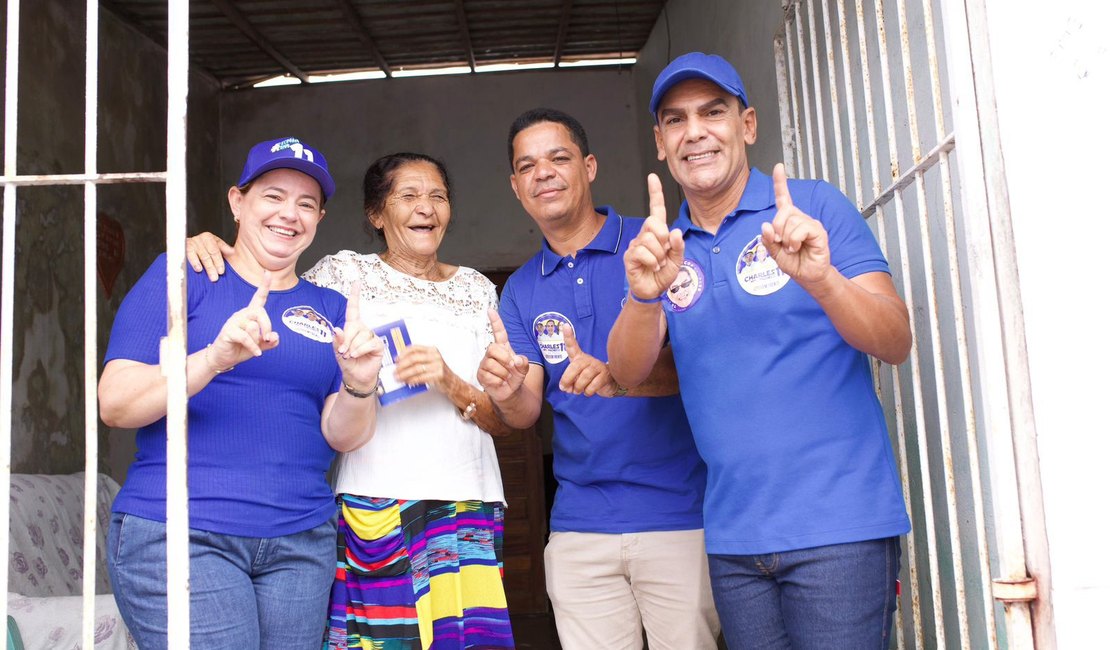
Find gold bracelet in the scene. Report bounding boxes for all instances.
[460,401,478,420]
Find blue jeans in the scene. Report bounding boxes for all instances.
[708,537,901,650]
[107,512,336,650]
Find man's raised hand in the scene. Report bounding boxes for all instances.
[760,163,831,284]
[623,173,685,302]
[558,325,616,397]
[477,310,530,402]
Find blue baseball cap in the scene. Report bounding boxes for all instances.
[237,136,336,200]
[649,52,748,118]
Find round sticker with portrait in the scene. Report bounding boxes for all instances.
[281,306,335,343]
[665,260,706,312]
[736,235,790,296]
[532,311,573,364]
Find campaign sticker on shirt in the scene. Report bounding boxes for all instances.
[736,236,790,296]
[532,311,572,364]
[281,306,335,343]
[664,259,706,312]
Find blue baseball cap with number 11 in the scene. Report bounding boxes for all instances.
[237,136,336,200]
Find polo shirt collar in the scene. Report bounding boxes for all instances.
[672,167,775,235]
[539,206,623,276]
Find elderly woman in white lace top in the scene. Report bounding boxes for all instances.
[186,152,516,649]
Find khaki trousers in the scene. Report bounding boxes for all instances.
[545,529,720,649]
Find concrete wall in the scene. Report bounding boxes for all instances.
[2,3,222,480]
[982,0,1110,645]
[217,68,643,272]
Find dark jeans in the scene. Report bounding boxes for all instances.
[709,537,901,649]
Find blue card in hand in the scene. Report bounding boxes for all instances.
[374,319,427,406]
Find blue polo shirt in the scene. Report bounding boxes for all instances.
[665,168,910,555]
[500,207,706,534]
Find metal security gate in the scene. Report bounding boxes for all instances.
[1,0,193,647]
[774,0,1053,648]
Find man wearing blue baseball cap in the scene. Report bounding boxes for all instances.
[608,52,913,648]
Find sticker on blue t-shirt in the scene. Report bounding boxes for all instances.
[664,259,705,312]
[736,236,790,296]
[281,306,335,342]
[532,311,572,364]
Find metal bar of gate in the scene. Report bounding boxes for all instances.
[851,0,924,643]
[818,0,846,193]
[166,0,192,647]
[892,0,974,645]
[0,0,23,626]
[82,1,102,647]
[774,27,798,177]
[793,10,818,179]
[920,0,999,641]
[870,0,949,645]
[804,0,831,181]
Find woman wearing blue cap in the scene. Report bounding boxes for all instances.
[98,137,386,649]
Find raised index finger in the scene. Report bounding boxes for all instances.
[562,324,582,359]
[345,279,362,324]
[647,173,667,225]
[773,163,794,210]
[488,309,510,346]
[249,271,272,309]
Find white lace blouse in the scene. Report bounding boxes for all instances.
[302,251,506,505]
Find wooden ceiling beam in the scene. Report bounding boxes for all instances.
[454,0,478,72]
[333,0,394,77]
[210,0,310,83]
[552,0,574,65]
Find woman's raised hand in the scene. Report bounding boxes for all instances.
[333,281,385,393]
[205,272,279,372]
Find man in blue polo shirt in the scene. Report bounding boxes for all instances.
[477,108,719,649]
[608,53,913,648]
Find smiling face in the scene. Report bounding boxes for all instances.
[369,160,452,261]
[654,78,758,203]
[669,267,695,305]
[509,121,598,230]
[228,167,325,273]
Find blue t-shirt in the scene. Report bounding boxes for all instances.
[666,168,911,555]
[104,254,346,537]
[500,207,706,533]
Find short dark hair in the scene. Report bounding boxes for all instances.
[507,108,590,170]
[362,152,452,239]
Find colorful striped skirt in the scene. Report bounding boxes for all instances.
[325,494,515,649]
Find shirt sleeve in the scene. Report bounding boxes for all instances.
[104,254,171,366]
[804,180,892,279]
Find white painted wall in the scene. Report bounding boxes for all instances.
[983,1,1110,645]
[217,69,645,271]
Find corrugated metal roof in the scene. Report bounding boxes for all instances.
[102,0,664,88]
